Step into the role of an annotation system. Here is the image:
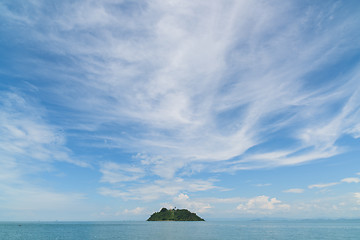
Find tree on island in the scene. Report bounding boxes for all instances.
[147,208,205,221]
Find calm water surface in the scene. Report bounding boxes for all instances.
[1,220,359,240]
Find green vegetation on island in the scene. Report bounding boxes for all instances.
[147,208,205,221]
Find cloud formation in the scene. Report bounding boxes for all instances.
[341,178,360,184]
[355,193,360,205]
[172,193,212,213]
[123,207,145,215]
[98,177,217,201]
[0,92,90,220]
[237,195,290,213]
[1,0,360,219]
[0,92,88,168]
[100,162,145,183]
[283,188,305,194]
[308,175,360,189]
[308,182,339,189]
[1,0,359,179]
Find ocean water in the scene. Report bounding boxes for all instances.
[0,220,359,240]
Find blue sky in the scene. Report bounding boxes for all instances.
[1,0,360,221]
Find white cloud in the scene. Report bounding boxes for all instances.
[236,195,289,213]
[172,193,212,213]
[97,187,130,199]
[308,182,339,189]
[1,0,358,179]
[2,1,360,217]
[175,193,190,202]
[205,197,246,204]
[307,176,360,191]
[0,92,89,168]
[0,91,91,220]
[341,178,360,183]
[283,188,304,194]
[100,162,145,183]
[98,178,217,201]
[254,183,272,187]
[124,207,145,215]
[355,193,360,205]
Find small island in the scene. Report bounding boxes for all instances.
[147,208,205,221]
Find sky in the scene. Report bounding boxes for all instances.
[1,0,360,221]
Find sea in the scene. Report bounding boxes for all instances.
[0,220,359,240]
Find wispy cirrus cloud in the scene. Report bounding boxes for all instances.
[0,92,89,171]
[98,177,218,201]
[308,182,339,189]
[308,175,360,189]
[254,183,272,187]
[1,0,360,215]
[0,91,91,220]
[100,162,145,183]
[2,1,360,175]
[283,188,305,194]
